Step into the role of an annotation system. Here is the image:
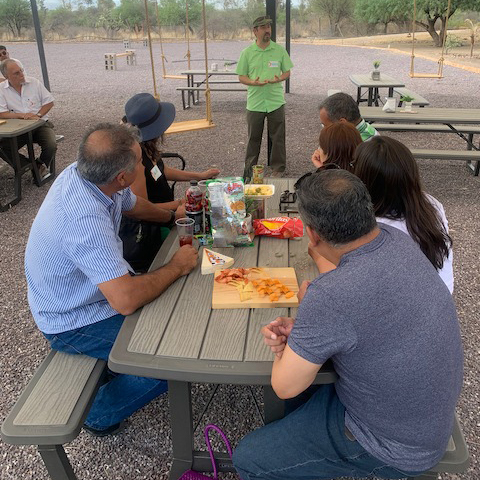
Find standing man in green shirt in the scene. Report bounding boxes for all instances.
[236,16,293,180]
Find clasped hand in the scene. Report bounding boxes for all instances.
[252,75,282,86]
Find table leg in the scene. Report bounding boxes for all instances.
[373,88,380,106]
[263,385,284,424]
[168,380,194,480]
[187,75,194,109]
[367,88,373,106]
[356,87,362,105]
[388,87,394,98]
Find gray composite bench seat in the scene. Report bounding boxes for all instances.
[394,87,430,107]
[1,350,106,480]
[407,415,469,480]
[177,85,247,109]
[411,148,480,175]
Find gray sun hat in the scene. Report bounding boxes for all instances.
[125,93,176,142]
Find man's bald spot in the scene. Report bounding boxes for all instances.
[83,129,116,158]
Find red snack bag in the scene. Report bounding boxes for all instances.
[253,217,304,239]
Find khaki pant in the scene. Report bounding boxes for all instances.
[244,105,286,180]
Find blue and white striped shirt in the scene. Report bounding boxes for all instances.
[25,162,137,334]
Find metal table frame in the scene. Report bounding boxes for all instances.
[350,74,405,106]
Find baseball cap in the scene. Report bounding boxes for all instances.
[253,16,272,28]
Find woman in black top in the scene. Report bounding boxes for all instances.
[120,93,219,272]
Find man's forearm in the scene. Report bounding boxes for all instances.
[0,111,23,119]
[38,102,53,118]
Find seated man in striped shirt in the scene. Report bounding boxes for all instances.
[24,123,198,436]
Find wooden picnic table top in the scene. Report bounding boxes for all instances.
[360,106,480,124]
[349,74,405,88]
[109,178,336,385]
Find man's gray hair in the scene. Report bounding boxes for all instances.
[0,58,20,78]
[319,92,361,124]
[77,123,140,185]
[296,169,376,246]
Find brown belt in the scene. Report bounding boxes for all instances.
[345,426,356,441]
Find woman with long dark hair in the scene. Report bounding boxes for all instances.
[120,93,219,272]
[354,136,453,292]
[311,122,362,171]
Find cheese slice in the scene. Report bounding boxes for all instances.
[201,248,234,274]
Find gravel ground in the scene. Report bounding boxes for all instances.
[0,40,479,480]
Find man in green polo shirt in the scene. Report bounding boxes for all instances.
[236,15,293,180]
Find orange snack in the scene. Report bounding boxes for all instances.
[285,291,295,299]
[269,293,280,302]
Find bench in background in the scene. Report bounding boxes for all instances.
[394,87,430,107]
[104,50,137,71]
[176,86,247,109]
[1,350,106,480]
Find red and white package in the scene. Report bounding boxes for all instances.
[253,217,303,239]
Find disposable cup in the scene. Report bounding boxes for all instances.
[175,217,195,247]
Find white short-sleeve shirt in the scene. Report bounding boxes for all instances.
[0,76,54,120]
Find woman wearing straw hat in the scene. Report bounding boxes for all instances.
[120,93,220,272]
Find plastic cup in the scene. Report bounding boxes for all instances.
[175,217,195,247]
[197,179,208,195]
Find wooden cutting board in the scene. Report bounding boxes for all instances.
[212,267,299,309]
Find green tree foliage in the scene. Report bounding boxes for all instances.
[416,0,480,46]
[157,0,202,28]
[0,0,32,37]
[355,0,410,33]
[310,0,354,36]
[115,0,147,34]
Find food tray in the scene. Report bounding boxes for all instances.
[244,184,275,199]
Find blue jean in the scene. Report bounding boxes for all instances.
[233,384,423,480]
[44,314,167,430]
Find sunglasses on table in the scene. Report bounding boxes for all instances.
[294,163,341,191]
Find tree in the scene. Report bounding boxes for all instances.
[115,0,146,35]
[414,0,480,47]
[0,0,32,37]
[355,0,410,34]
[465,18,480,57]
[310,0,354,36]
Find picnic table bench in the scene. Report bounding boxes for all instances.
[394,87,430,107]
[1,350,106,480]
[176,86,247,110]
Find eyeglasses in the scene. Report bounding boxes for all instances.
[294,163,341,191]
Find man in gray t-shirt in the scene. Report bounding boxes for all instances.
[233,170,463,480]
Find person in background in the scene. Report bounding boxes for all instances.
[354,136,453,292]
[25,123,198,436]
[318,92,378,141]
[311,122,362,171]
[233,169,463,480]
[236,15,293,180]
[0,59,55,178]
[121,92,220,272]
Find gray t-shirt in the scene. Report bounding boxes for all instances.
[289,224,463,472]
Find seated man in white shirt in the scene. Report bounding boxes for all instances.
[0,59,56,177]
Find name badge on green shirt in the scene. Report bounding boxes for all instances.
[268,61,279,68]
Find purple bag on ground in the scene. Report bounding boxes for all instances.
[178,424,233,480]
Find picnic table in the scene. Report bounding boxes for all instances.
[179,69,245,109]
[360,106,480,175]
[350,74,405,106]
[0,119,53,211]
[109,177,337,479]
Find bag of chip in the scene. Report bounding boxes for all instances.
[253,217,303,239]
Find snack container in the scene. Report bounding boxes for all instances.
[244,184,275,199]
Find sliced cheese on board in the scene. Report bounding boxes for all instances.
[201,248,234,275]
